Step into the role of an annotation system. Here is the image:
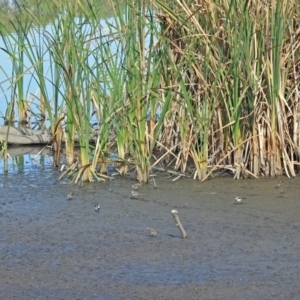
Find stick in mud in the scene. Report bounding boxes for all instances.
[171,210,187,238]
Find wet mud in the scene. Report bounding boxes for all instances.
[1,163,300,299]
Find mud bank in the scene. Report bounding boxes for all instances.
[1,164,300,299]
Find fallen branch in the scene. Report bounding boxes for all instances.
[0,126,52,144]
[171,210,187,239]
[0,126,100,145]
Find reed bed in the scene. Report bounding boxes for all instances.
[0,0,299,183]
[154,0,300,180]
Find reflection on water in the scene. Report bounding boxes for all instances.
[0,145,54,176]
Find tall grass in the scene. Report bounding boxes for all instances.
[97,0,169,182]
[0,0,299,183]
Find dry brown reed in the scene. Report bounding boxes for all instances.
[152,0,300,180]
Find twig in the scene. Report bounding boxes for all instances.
[171,210,187,239]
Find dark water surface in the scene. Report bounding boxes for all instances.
[1,160,300,299]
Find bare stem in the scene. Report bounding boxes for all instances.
[171,210,187,239]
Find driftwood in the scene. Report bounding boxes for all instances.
[171,209,187,238]
[0,126,99,145]
[0,126,52,145]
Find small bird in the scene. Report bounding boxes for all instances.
[234,196,245,204]
[94,205,101,212]
[147,227,158,237]
[131,190,142,198]
[67,192,74,200]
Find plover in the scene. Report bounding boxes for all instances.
[67,192,74,200]
[234,196,245,204]
[147,227,158,237]
[94,205,101,212]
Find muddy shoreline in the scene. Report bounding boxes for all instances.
[1,163,300,299]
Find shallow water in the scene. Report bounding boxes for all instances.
[1,160,300,299]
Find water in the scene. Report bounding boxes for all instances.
[0,145,54,176]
